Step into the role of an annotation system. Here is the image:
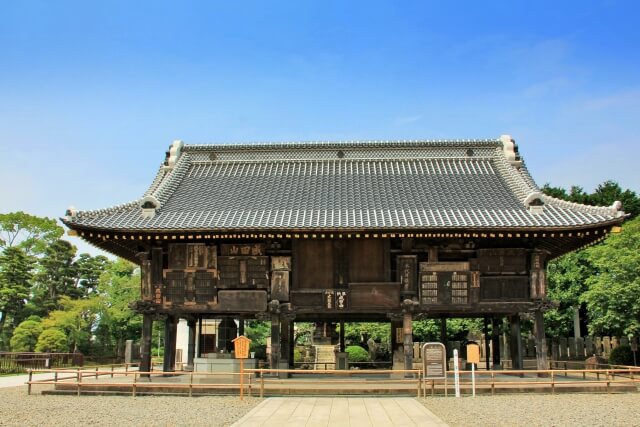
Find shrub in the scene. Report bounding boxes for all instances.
[294,348,303,362]
[346,345,370,363]
[609,344,634,366]
[35,329,69,352]
[10,320,43,352]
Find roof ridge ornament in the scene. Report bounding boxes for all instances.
[499,134,523,168]
[523,192,546,214]
[164,140,184,170]
[140,195,161,219]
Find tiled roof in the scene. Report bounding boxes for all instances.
[63,137,625,232]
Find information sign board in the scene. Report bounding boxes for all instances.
[422,342,447,380]
[466,342,480,364]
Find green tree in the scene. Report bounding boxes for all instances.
[581,217,640,336]
[0,212,63,256]
[93,259,141,358]
[10,318,43,352]
[31,239,78,314]
[74,254,110,296]
[35,328,69,352]
[0,246,33,342]
[42,296,101,353]
[544,251,594,337]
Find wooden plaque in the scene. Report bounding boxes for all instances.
[232,336,252,359]
[467,343,480,364]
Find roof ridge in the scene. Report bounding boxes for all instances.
[183,139,501,151]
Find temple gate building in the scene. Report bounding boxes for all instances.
[62,135,626,373]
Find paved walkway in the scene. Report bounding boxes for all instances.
[231,397,449,426]
[0,372,53,388]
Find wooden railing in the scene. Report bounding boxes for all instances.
[26,366,640,400]
[0,352,83,373]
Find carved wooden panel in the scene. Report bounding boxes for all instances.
[324,290,348,310]
[473,249,528,274]
[194,271,217,304]
[217,290,267,311]
[396,255,418,295]
[348,283,400,309]
[480,276,529,300]
[271,256,291,271]
[296,240,334,289]
[271,270,289,302]
[218,256,269,289]
[220,243,265,256]
[348,240,386,282]
[168,244,187,269]
[290,291,323,307]
[419,262,471,306]
[164,271,185,304]
[141,259,152,301]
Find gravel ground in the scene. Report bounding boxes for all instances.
[421,393,640,427]
[0,386,260,427]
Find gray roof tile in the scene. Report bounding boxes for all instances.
[64,138,625,232]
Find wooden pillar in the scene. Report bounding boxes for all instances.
[509,314,523,370]
[187,319,196,370]
[280,318,290,364]
[534,310,549,371]
[484,317,491,370]
[391,319,402,351]
[492,317,501,369]
[270,314,280,371]
[197,316,203,357]
[403,310,413,372]
[163,315,178,372]
[339,320,345,352]
[289,321,295,368]
[140,313,153,376]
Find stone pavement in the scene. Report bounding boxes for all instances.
[231,397,449,426]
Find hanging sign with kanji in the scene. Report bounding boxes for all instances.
[232,335,252,359]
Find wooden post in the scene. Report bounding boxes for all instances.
[270,313,280,373]
[534,310,549,373]
[492,317,501,369]
[484,317,491,371]
[28,370,32,395]
[239,359,244,401]
[187,319,196,370]
[509,314,523,371]
[163,315,178,373]
[260,372,265,398]
[77,369,81,397]
[189,372,193,397]
[339,320,345,353]
[280,317,290,369]
[133,372,137,398]
[140,313,153,377]
[197,316,203,358]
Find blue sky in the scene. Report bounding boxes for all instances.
[1,1,639,256]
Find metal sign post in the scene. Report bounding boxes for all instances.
[466,342,480,398]
[453,349,460,398]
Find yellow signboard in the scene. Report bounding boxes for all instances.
[466,343,480,364]
[232,336,252,359]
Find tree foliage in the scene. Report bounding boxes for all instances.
[581,216,640,336]
[10,319,43,352]
[35,328,69,352]
[0,246,33,337]
[0,212,63,256]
